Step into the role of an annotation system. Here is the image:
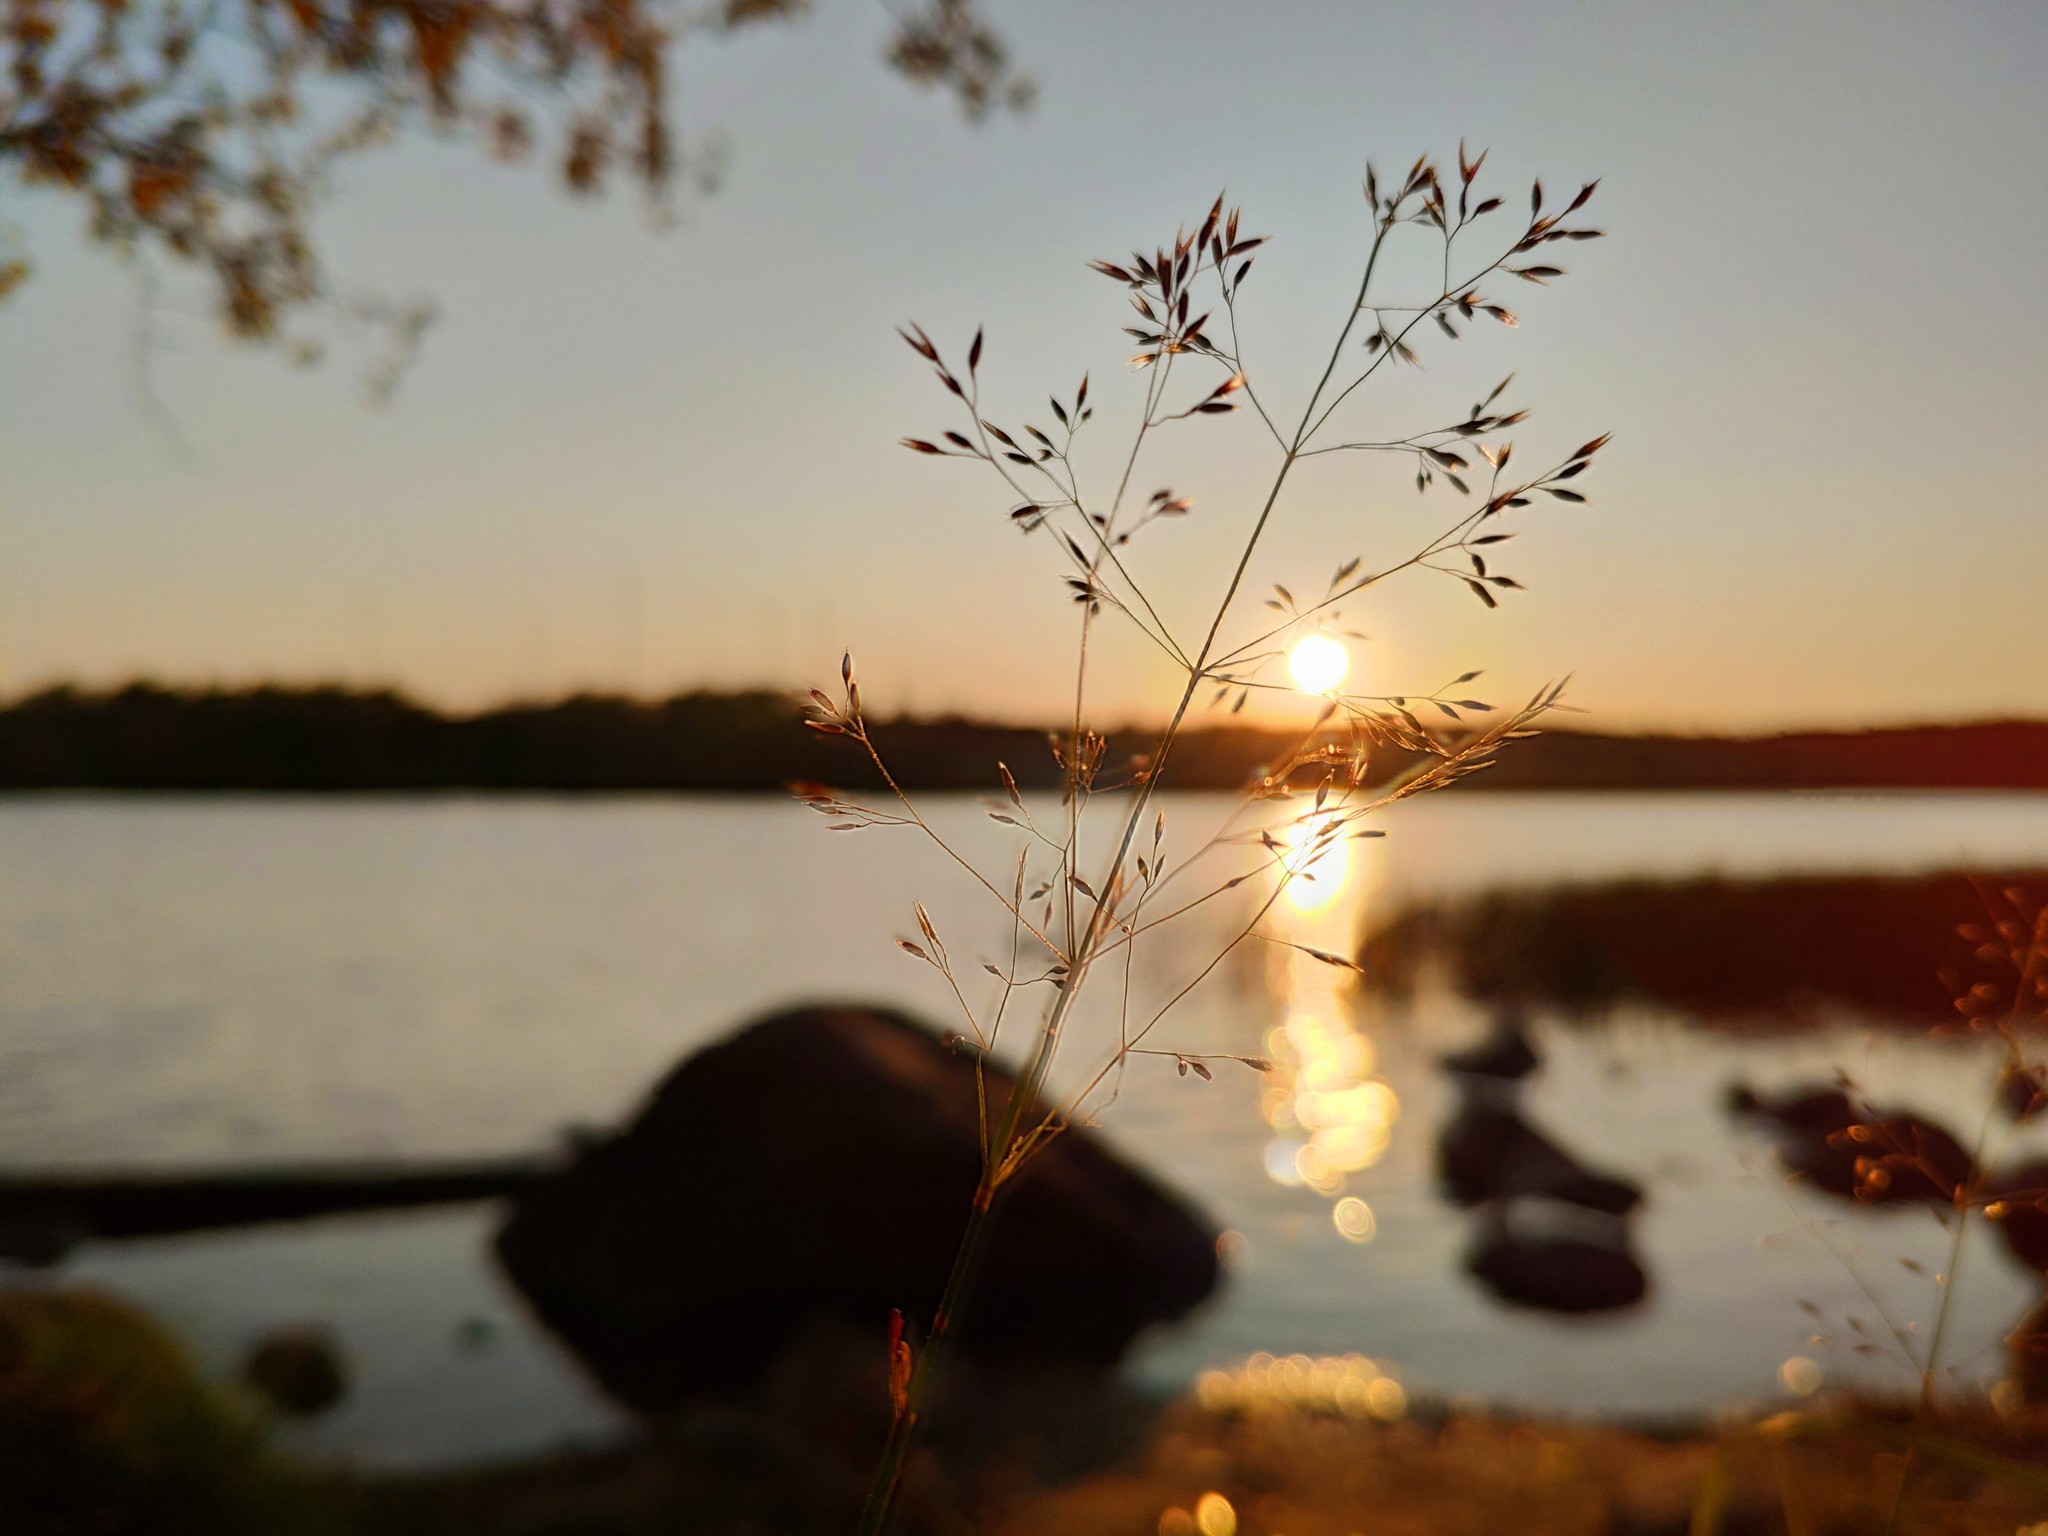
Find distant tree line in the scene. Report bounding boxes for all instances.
[1,683,2043,792]
[0,683,1286,792]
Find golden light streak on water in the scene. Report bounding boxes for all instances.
[1258,805,1398,1211]
[1281,806,1354,912]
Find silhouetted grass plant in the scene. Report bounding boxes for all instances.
[795,147,1610,1535]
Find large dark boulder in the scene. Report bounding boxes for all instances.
[494,1005,1219,1414]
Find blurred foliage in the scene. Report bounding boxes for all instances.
[2,1286,2044,1532]
[0,1288,341,1536]
[996,1397,2048,1536]
[0,0,1026,384]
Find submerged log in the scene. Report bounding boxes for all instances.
[0,1160,552,1266]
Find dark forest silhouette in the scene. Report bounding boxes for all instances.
[3,683,2047,793]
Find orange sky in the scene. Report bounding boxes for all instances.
[4,2,2045,732]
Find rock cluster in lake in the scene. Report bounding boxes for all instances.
[1434,1010,1650,1314]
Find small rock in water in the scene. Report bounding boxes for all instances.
[1725,1083,1974,1206]
[1989,1158,2048,1274]
[241,1325,349,1417]
[1464,1201,1649,1314]
[1439,1008,1541,1082]
[1438,1099,1643,1216]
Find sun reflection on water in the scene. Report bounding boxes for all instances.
[1281,807,1353,912]
[1258,806,1399,1221]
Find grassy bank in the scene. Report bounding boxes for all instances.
[9,1289,2047,1534]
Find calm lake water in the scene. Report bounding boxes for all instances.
[4,790,2048,1467]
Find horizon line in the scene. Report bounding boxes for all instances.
[6,677,2047,745]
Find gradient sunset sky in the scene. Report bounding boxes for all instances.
[4,1,2044,731]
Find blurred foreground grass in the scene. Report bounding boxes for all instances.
[5,1289,2046,1535]
[0,1290,344,1536]
[992,1396,2048,1536]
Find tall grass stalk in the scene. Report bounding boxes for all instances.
[797,149,1612,1536]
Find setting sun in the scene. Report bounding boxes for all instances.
[1287,634,1350,694]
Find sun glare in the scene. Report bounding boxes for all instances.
[1287,634,1349,694]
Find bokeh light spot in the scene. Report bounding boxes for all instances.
[1194,1492,1237,1536]
[1779,1355,1823,1396]
[1333,1195,1376,1243]
[1367,1375,1409,1419]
